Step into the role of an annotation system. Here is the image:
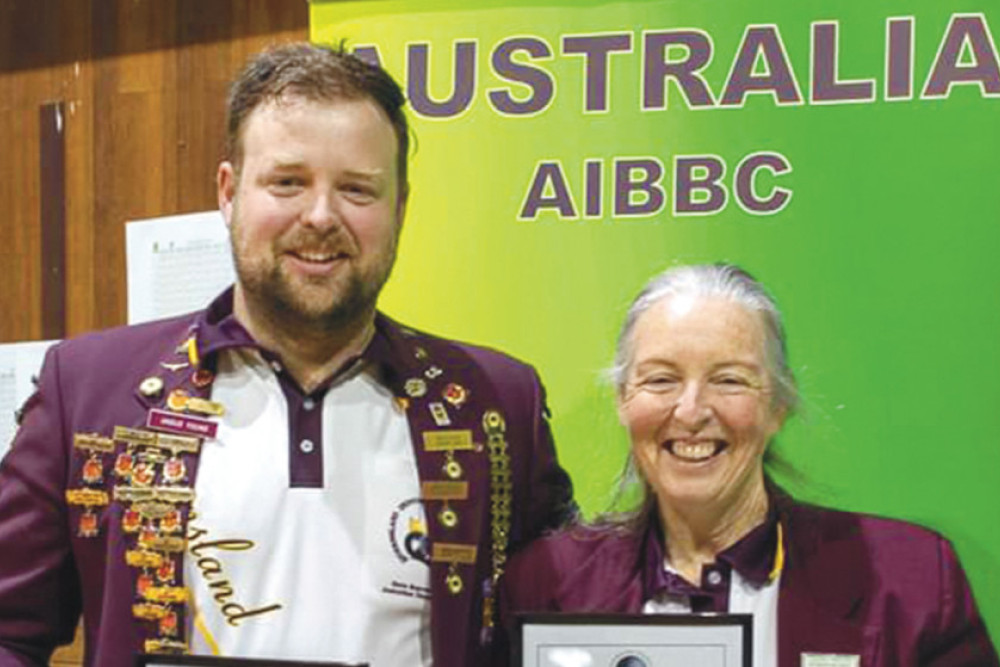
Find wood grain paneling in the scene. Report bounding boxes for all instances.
[0,0,308,344]
[0,1,309,662]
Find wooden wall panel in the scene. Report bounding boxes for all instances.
[0,0,310,660]
[0,0,309,344]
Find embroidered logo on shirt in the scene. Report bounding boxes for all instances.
[383,498,432,601]
[388,498,430,565]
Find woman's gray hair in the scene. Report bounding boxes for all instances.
[611,263,799,415]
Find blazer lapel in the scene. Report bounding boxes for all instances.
[374,317,494,667]
[778,502,882,666]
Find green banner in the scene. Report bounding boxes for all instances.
[311,0,1000,637]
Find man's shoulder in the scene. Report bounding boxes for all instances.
[49,311,200,373]
[378,314,538,377]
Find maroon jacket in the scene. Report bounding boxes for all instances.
[0,290,574,667]
[502,492,998,666]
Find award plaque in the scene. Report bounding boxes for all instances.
[136,656,366,667]
[516,613,752,667]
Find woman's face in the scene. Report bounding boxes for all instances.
[618,294,785,516]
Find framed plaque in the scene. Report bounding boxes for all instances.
[135,656,366,667]
[515,613,752,667]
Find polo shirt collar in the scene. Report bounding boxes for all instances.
[191,287,420,394]
[642,497,780,599]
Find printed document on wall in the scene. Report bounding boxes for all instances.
[0,340,58,460]
[126,211,235,324]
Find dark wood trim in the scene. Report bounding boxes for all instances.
[39,101,67,340]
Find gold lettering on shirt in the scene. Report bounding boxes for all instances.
[186,520,282,626]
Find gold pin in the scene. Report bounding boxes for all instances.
[446,568,463,595]
[439,506,459,529]
[443,383,469,407]
[166,390,189,412]
[405,378,427,397]
[444,454,463,480]
[184,397,225,417]
[77,510,99,538]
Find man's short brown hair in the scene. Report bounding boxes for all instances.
[226,42,409,186]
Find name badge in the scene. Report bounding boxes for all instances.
[431,542,478,564]
[421,481,469,501]
[423,429,474,451]
[147,408,218,439]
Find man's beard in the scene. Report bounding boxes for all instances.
[230,218,398,334]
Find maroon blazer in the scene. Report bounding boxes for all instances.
[501,493,998,666]
[0,291,574,667]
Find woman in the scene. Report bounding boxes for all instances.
[502,264,998,666]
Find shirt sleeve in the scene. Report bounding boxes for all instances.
[0,344,81,665]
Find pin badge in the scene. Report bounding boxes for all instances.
[159,610,179,637]
[405,378,427,397]
[444,455,463,480]
[425,366,443,379]
[443,383,468,407]
[439,506,459,529]
[429,402,451,426]
[444,572,462,595]
[156,558,176,583]
[160,361,189,372]
[162,458,186,484]
[122,508,142,533]
[139,376,164,398]
[81,456,104,485]
[114,452,135,478]
[191,368,214,388]
[166,389,189,412]
[414,347,429,360]
[78,510,99,538]
[159,509,182,533]
[394,397,410,412]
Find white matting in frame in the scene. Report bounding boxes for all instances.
[135,656,366,667]
[516,613,752,667]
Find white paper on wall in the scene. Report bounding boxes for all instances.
[126,211,234,325]
[0,340,58,460]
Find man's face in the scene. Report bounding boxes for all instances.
[218,95,405,331]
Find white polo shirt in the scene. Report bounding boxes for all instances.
[185,346,431,666]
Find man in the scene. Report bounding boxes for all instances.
[0,43,574,667]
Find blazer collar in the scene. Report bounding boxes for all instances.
[775,491,880,663]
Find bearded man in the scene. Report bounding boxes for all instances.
[0,43,574,667]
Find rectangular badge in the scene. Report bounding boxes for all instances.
[73,433,115,452]
[431,542,478,564]
[422,429,473,452]
[421,481,469,501]
[155,433,201,454]
[114,425,158,446]
[146,408,218,439]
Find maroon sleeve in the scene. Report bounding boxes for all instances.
[0,344,81,665]
[921,536,999,666]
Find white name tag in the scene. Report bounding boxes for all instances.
[802,653,860,667]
